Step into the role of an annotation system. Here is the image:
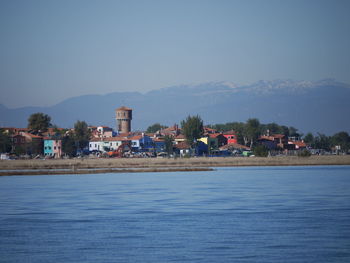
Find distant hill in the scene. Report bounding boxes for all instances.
[1,79,349,135]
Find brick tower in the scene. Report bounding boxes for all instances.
[116,106,132,133]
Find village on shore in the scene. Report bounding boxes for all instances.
[1,106,349,160]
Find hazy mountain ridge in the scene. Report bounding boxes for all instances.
[1,79,349,134]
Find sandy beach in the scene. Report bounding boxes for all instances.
[0,155,349,176]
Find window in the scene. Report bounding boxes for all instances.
[14,138,17,143]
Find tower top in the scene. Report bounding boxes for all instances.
[116,106,132,111]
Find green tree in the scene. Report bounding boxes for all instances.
[263,123,280,135]
[331,131,350,152]
[303,132,314,144]
[181,115,204,148]
[288,126,300,137]
[146,123,168,133]
[74,121,91,153]
[0,129,12,153]
[245,118,261,148]
[164,135,174,156]
[253,144,269,157]
[62,134,77,157]
[314,133,331,151]
[28,113,51,134]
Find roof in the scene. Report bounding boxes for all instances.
[116,106,132,111]
[20,132,43,139]
[290,141,307,147]
[209,133,224,138]
[203,127,217,133]
[223,130,237,135]
[175,134,185,140]
[90,137,129,142]
[129,135,142,141]
[175,141,191,149]
[259,134,285,141]
[272,134,285,138]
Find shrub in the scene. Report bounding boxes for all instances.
[298,149,311,157]
[253,145,269,157]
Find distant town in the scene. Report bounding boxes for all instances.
[1,106,349,160]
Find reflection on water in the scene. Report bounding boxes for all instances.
[1,166,350,262]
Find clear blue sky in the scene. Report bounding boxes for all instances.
[1,0,349,108]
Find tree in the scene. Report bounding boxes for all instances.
[245,118,261,148]
[331,131,350,152]
[264,122,280,135]
[253,145,269,157]
[164,135,174,156]
[62,134,77,157]
[181,115,204,148]
[288,126,300,138]
[28,113,51,134]
[146,123,168,133]
[314,133,331,151]
[303,133,314,145]
[0,129,12,153]
[74,121,91,153]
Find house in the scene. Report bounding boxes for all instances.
[90,126,115,139]
[203,127,218,134]
[11,134,27,155]
[174,134,186,144]
[41,128,65,138]
[19,132,43,155]
[44,139,62,158]
[174,141,192,156]
[174,140,208,156]
[89,137,130,153]
[258,134,292,150]
[160,124,180,137]
[129,134,154,152]
[223,130,238,144]
[219,143,250,151]
[208,133,227,147]
[198,136,218,153]
[153,138,166,153]
[288,140,307,150]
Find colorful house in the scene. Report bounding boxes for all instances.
[153,138,166,153]
[223,130,238,144]
[129,134,154,152]
[44,139,62,158]
[198,136,218,153]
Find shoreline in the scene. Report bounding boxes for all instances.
[1,155,350,176]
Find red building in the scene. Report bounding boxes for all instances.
[223,130,238,144]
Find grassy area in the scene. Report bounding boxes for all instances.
[1,155,350,171]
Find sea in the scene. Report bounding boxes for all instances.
[1,166,350,263]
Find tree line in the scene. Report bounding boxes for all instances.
[147,117,350,152]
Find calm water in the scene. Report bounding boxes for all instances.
[1,166,350,263]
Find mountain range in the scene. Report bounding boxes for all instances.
[1,79,349,135]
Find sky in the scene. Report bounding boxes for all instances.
[0,0,349,108]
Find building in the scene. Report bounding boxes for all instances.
[223,130,238,144]
[44,139,62,158]
[116,106,132,134]
[89,137,130,153]
[129,134,154,152]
